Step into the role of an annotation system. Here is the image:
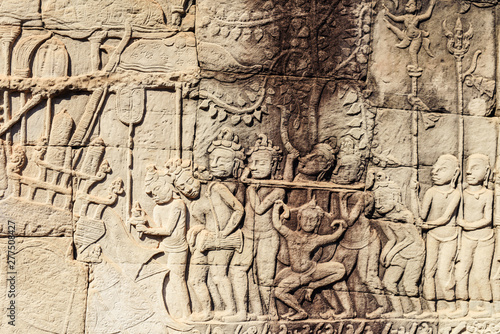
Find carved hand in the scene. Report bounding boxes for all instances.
[273,200,290,220]
[135,224,148,233]
[409,178,420,191]
[240,167,251,182]
[187,224,205,247]
[331,219,347,232]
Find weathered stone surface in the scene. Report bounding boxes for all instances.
[0,237,87,333]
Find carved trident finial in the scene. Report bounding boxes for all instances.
[443,18,473,59]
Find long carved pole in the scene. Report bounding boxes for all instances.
[0,26,21,150]
[175,83,183,159]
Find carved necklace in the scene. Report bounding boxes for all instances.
[433,187,455,199]
[464,187,486,200]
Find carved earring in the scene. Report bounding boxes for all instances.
[485,168,491,188]
[452,169,460,189]
[232,161,241,178]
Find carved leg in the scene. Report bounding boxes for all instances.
[469,237,494,318]
[165,252,191,320]
[257,286,271,319]
[383,18,407,42]
[321,282,355,320]
[360,238,390,318]
[402,255,424,317]
[422,235,439,306]
[308,262,345,290]
[255,233,279,318]
[469,239,494,319]
[274,273,308,320]
[382,265,404,318]
[408,38,423,71]
[436,239,458,314]
[448,237,473,319]
[223,266,248,322]
[188,263,212,322]
[209,250,236,319]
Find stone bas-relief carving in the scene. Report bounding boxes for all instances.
[1,0,500,333]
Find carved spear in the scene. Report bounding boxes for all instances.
[116,87,145,228]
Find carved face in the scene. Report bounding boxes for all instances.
[466,157,488,186]
[146,179,173,204]
[374,188,396,215]
[405,0,417,13]
[340,137,355,155]
[298,152,330,176]
[249,150,273,179]
[431,159,457,186]
[175,170,201,199]
[335,155,362,184]
[299,209,322,232]
[209,147,235,178]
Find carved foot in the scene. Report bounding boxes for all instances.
[189,311,213,322]
[403,310,423,318]
[319,309,336,320]
[286,310,308,321]
[413,311,438,319]
[214,309,235,321]
[280,310,295,320]
[381,311,404,319]
[366,307,385,319]
[445,308,468,319]
[395,38,411,49]
[320,310,356,320]
[222,312,248,322]
[469,308,492,319]
[256,314,271,321]
[304,288,314,302]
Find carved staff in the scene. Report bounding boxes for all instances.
[174,83,183,159]
[0,25,21,149]
[443,18,482,264]
[116,87,145,227]
[444,18,481,167]
[443,18,481,207]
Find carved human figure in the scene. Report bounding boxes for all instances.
[187,128,245,321]
[292,142,336,182]
[132,165,191,320]
[449,154,494,318]
[371,171,425,318]
[383,0,436,71]
[272,199,346,321]
[412,154,461,316]
[331,136,364,185]
[322,191,390,320]
[228,134,284,321]
[156,0,192,26]
[164,158,201,200]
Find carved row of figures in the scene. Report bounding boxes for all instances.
[126,127,500,324]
